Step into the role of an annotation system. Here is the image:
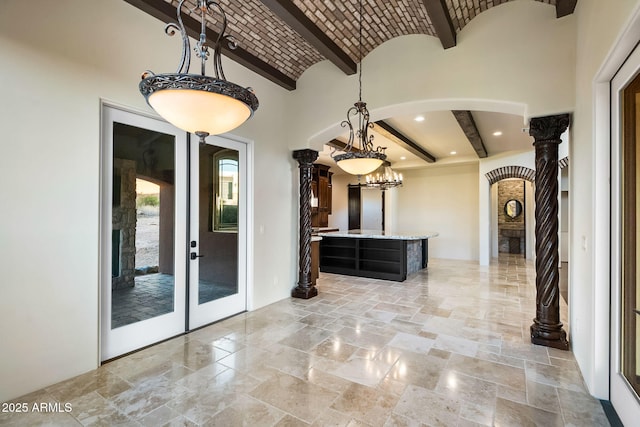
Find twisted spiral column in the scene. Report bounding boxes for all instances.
[529,114,570,350]
[292,149,318,299]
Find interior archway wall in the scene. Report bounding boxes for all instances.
[285,0,576,151]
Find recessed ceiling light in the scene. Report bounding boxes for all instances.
[493,131,503,136]
[414,115,425,122]
[450,151,457,155]
[400,156,406,160]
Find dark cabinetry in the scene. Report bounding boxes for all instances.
[311,164,332,228]
[319,237,408,281]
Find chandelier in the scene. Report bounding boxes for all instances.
[365,164,403,190]
[332,0,387,176]
[139,0,259,143]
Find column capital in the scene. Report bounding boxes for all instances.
[529,114,571,142]
[292,149,319,166]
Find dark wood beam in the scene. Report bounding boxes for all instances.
[260,0,357,75]
[374,121,436,163]
[452,110,488,158]
[422,0,456,49]
[326,139,362,153]
[123,0,296,90]
[556,0,577,18]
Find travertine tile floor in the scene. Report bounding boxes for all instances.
[1,255,609,426]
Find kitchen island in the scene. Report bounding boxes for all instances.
[317,230,439,282]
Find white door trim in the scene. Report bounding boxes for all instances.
[99,103,187,361]
[188,134,249,329]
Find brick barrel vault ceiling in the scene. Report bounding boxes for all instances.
[446,0,556,32]
[292,0,436,62]
[161,0,564,86]
[166,0,325,81]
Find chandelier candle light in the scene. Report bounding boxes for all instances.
[139,0,259,143]
[366,164,403,190]
[332,0,387,176]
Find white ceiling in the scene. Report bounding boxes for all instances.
[317,110,535,173]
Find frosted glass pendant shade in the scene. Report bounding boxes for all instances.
[148,89,251,135]
[140,74,259,136]
[336,156,384,175]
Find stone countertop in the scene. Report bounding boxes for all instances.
[317,229,439,240]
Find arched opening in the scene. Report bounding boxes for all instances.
[485,166,536,261]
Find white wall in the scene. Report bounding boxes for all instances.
[478,151,535,264]
[327,172,352,231]
[571,0,640,399]
[289,1,576,151]
[395,164,479,260]
[2,0,636,407]
[361,188,383,230]
[0,0,293,402]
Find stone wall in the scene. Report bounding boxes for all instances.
[112,158,137,289]
[497,179,525,254]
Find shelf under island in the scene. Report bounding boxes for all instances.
[317,230,439,282]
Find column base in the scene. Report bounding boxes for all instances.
[530,322,569,350]
[291,284,318,299]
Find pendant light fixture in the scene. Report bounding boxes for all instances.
[365,163,403,190]
[332,0,387,175]
[139,0,259,143]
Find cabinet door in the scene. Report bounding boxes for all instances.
[319,175,329,210]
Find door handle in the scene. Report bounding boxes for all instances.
[190,252,204,260]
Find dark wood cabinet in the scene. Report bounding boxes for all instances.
[319,236,408,281]
[311,164,332,228]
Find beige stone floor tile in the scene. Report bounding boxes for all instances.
[387,332,435,354]
[310,337,359,362]
[434,369,498,407]
[494,396,564,426]
[330,383,399,427]
[201,394,286,426]
[3,255,612,427]
[446,353,526,391]
[262,343,314,378]
[108,375,189,420]
[524,360,588,393]
[526,380,561,414]
[276,414,311,426]
[0,410,82,427]
[138,404,181,426]
[278,325,334,352]
[557,387,610,426]
[248,371,339,424]
[393,384,461,427]
[386,351,448,390]
[458,400,495,426]
[327,355,394,387]
[68,390,132,426]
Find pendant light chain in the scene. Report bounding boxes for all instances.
[331,0,386,175]
[358,0,363,104]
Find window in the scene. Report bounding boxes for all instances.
[213,149,239,231]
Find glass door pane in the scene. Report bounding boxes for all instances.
[111,123,176,328]
[101,105,187,361]
[622,75,640,398]
[189,135,247,329]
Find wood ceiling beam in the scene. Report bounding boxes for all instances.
[451,110,488,158]
[123,0,296,90]
[556,0,577,18]
[326,139,362,153]
[422,0,456,49]
[260,0,357,75]
[374,121,436,163]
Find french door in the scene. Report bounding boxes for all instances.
[101,105,247,361]
[188,135,247,329]
[611,41,640,424]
